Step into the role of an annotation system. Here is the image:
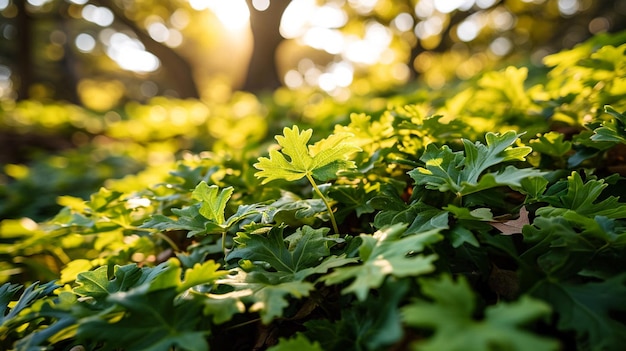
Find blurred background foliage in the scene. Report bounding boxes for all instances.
[1,0,625,104]
[0,0,625,222]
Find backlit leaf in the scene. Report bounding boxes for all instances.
[254,126,361,184]
[191,181,233,224]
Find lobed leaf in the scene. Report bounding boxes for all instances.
[192,181,234,225]
[228,226,333,274]
[254,126,361,184]
[402,275,558,351]
[322,224,442,301]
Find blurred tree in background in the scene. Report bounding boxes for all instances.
[0,0,624,106]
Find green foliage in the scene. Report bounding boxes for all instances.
[592,106,626,144]
[408,130,545,198]
[529,274,626,351]
[268,334,323,351]
[1,32,626,350]
[402,275,558,351]
[323,224,441,301]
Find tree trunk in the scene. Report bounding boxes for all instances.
[92,0,200,99]
[58,1,81,104]
[16,0,32,100]
[242,0,290,93]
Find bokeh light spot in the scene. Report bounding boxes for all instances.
[435,0,473,14]
[393,13,414,32]
[414,0,434,19]
[489,37,512,56]
[75,33,96,52]
[147,22,169,43]
[2,24,16,40]
[558,0,579,16]
[490,8,515,31]
[415,15,444,39]
[348,0,377,15]
[284,70,304,88]
[81,4,114,27]
[27,0,52,7]
[140,81,159,98]
[252,0,270,11]
[588,17,610,34]
[170,9,190,29]
[476,0,497,9]
[457,17,481,42]
[165,29,183,47]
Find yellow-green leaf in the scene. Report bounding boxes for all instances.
[254,126,361,184]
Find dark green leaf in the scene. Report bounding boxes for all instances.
[322,224,441,300]
[229,226,332,274]
[267,334,324,351]
[531,274,626,351]
[403,275,558,351]
[78,288,208,351]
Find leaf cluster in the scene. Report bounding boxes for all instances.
[1,32,626,351]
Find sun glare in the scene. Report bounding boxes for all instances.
[105,32,160,73]
[188,0,250,31]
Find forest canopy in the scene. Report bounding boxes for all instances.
[1,0,625,108]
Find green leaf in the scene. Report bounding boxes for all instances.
[522,214,625,279]
[402,275,558,351]
[228,226,332,274]
[267,334,324,351]
[460,166,547,196]
[449,225,480,248]
[444,205,493,221]
[461,131,532,184]
[78,288,208,351]
[0,283,21,325]
[249,277,314,324]
[201,293,245,324]
[293,254,358,281]
[529,132,572,157]
[374,200,450,235]
[591,105,626,143]
[409,143,464,193]
[141,259,227,293]
[140,206,209,236]
[254,126,361,184]
[531,274,626,351]
[191,181,233,224]
[539,171,626,219]
[74,259,227,301]
[10,291,79,350]
[1,281,59,325]
[178,260,229,293]
[140,202,261,237]
[328,184,376,219]
[262,191,328,225]
[74,264,142,299]
[409,131,541,196]
[322,224,441,301]
[304,279,408,351]
[520,176,549,202]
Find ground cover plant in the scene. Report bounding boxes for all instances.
[1,31,626,350]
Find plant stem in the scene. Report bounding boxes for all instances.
[155,232,180,252]
[306,173,340,234]
[221,232,228,257]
